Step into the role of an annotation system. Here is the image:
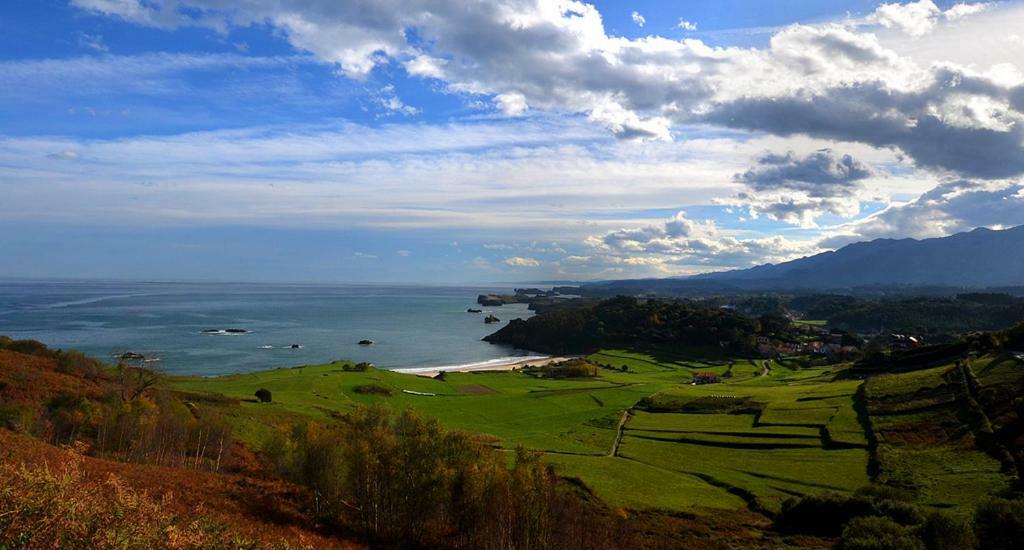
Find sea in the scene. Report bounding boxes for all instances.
[0,280,544,376]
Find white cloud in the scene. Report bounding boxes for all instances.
[403,55,446,79]
[45,150,81,161]
[822,180,1024,246]
[725,149,876,227]
[631,11,645,28]
[375,85,419,115]
[868,1,990,37]
[677,19,698,31]
[583,211,819,272]
[77,32,109,52]
[503,256,540,267]
[25,0,1024,278]
[944,2,992,21]
[396,249,411,256]
[870,0,943,37]
[0,117,747,235]
[495,92,528,116]
[69,0,1024,179]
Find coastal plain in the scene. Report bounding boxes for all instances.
[170,348,897,514]
[172,341,1023,519]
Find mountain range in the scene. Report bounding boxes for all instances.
[580,225,1024,294]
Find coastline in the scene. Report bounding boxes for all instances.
[394,355,574,378]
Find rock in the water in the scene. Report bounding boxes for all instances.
[484,314,501,324]
[358,339,374,345]
[477,294,505,306]
[467,308,482,313]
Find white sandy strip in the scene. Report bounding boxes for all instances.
[395,356,575,378]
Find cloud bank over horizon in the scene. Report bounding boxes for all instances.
[1,0,1023,282]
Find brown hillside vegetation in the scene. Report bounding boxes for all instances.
[0,429,351,549]
[0,342,353,548]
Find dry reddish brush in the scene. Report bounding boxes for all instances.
[0,457,259,549]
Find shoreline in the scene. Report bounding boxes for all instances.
[394,355,575,378]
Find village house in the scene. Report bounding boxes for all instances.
[888,333,923,352]
[776,342,802,355]
[692,372,721,385]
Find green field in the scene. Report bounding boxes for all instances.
[171,348,882,514]
[866,360,1017,512]
[172,350,1021,515]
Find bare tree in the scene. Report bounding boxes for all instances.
[115,352,161,402]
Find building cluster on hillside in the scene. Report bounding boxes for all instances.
[753,327,865,359]
[712,317,928,360]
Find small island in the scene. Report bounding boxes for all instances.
[475,288,577,314]
[357,339,374,345]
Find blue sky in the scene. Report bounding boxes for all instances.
[1,0,1023,283]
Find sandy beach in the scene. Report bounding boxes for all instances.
[395,355,575,378]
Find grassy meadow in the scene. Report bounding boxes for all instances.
[171,347,882,514]
[169,346,1021,516]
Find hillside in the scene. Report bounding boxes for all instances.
[5,324,1024,548]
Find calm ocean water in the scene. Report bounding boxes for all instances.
[0,280,542,376]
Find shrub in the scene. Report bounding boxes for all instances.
[918,511,975,550]
[342,362,371,372]
[974,497,1024,550]
[255,388,272,403]
[855,485,914,503]
[523,358,598,379]
[838,516,924,550]
[352,384,392,396]
[2,338,49,356]
[776,488,924,538]
[776,493,877,537]
[54,349,105,379]
[874,498,926,527]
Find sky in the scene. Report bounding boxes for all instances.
[1,0,1023,283]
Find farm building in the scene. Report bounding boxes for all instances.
[692,372,721,385]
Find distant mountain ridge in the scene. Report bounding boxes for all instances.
[693,225,1024,289]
